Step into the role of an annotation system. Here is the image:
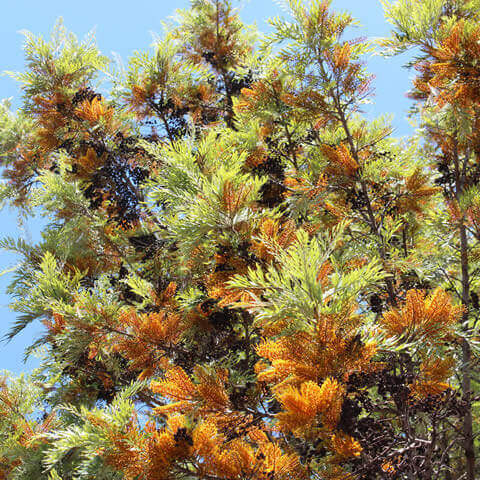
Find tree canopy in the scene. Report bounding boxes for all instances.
[1,0,480,478]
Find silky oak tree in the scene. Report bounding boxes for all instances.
[0,1,478,479]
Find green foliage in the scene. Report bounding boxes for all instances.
[43,381,145,479]
[229,224,385,332]
[379,0,446,52]
[8,19,108,111]
[0,99,33,171]
[145,130,266,256]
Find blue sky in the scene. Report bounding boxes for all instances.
[0,0,415,374]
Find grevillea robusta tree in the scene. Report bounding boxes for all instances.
[0,1,479,479]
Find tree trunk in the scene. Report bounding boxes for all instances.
[460,221,475,479]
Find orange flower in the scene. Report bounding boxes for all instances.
[397,168,439,214]
[381,461,396,474]
[76,147,106,175]
[75,96,117,131]
[321,143,359,177]
[381,288,462,342]
[250,217,297,261]
[331,432,362,459]
[151,366,231,415]
[151,367,197,414]
[220,179,254,215]
[276,378,345,433]
[410,357,454,399]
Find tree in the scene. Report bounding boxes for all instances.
[381,1,480,477]
[0,1,478,479]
